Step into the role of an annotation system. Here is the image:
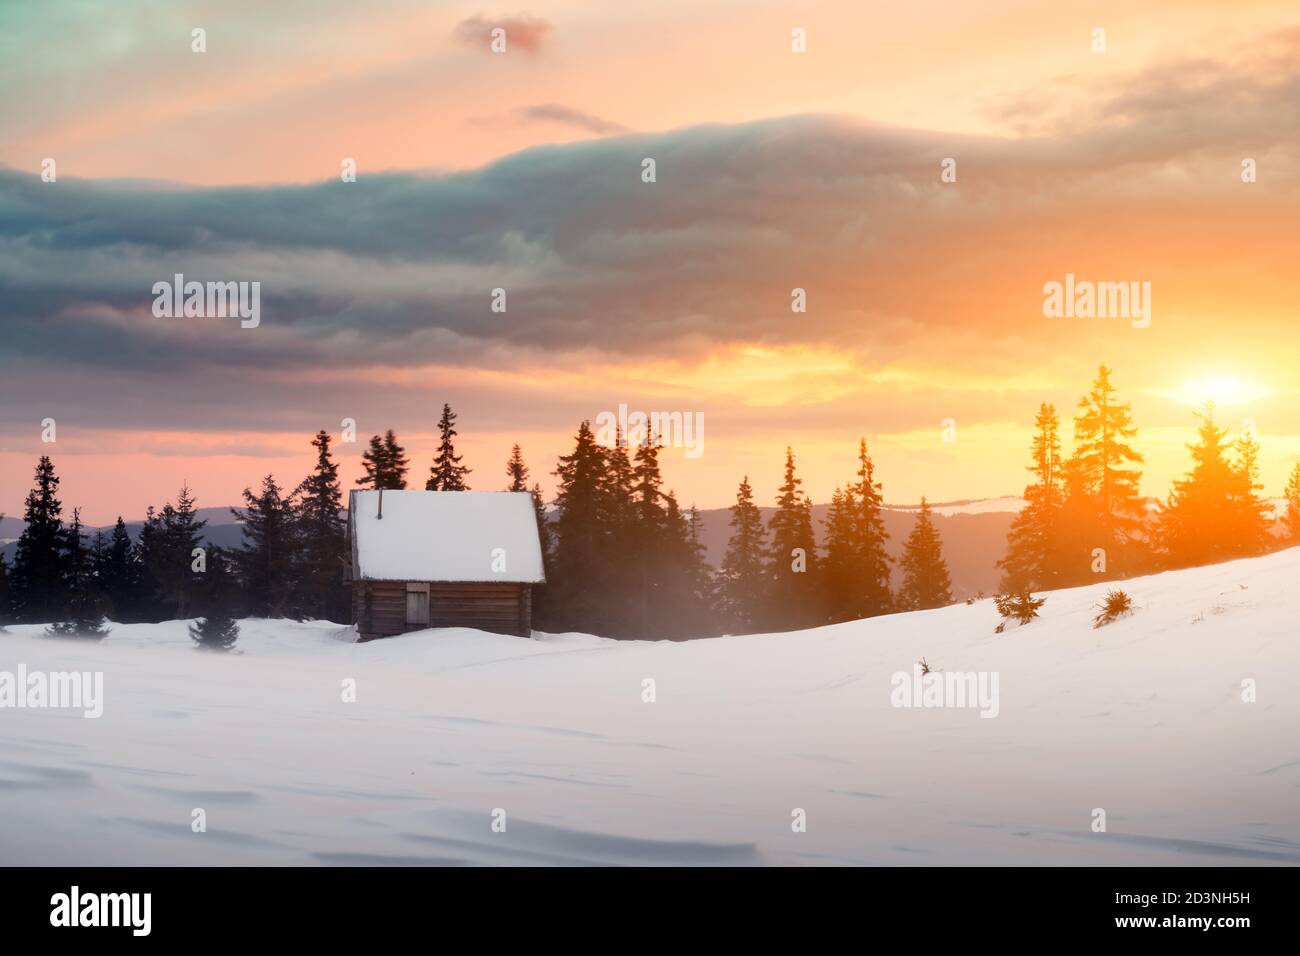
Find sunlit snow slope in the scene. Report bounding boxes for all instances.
[2,548,1298,865]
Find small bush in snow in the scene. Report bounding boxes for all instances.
[190,615,239,652]
[1093,590,1134,628]
[993,591,1045,633]
[919,657,932,675]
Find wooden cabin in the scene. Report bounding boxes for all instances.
[348,489,545,641]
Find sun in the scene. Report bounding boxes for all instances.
[1157,376,1274,409]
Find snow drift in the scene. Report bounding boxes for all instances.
[2,547,1298,865]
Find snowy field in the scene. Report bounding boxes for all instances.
[2,548,1299,866]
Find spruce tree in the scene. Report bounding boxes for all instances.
[529,482,552,565]
[1231,430,1272,555]
[603,427,637,539]
[139,485,206,620]
[685,505,718,634]
[820,486,858,623]
[898,498,953,610]
[189,612,239,651]
[630,435,668,637]
[999,404,1064,591]
[848,439,893,617]
[548,422,613,633]
[232,475,300,618]
[46,509,108,639]
[1157,404,1258,567]
[765,448,817,630]
[427,404,471,490]
[97,517,142,622]
[190,547,240,651]
[504,445,551,577]
[357,434,388,489]
[720,476,768,632]
[8,456,68,624]
[159,484,206,618]
[1071,366,1146,571]
[357,430,409,489]
[134,505,165,620]
[505,444,529,492]
[1283,462,1300,542]
[383,430,410,488]
[296,430,347,620]
[632,434,666,541]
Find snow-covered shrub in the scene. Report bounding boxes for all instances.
[1093,590,1134,628]
[993,591,1045,632]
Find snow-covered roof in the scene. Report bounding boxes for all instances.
[349,490,545,583]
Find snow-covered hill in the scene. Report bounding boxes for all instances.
[2,547,1299,866]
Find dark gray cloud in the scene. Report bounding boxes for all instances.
[1,27,1297,438]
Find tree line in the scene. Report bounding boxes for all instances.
[3,378,1298,639]
[997,365,1300,591]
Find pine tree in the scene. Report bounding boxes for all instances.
[8,456,68,623]
[820,486,858,623]
[189,613,239,651]
[603,427,637,539]
[632,433,667,541]
[504,447,547,551]
[505,444,529,492]
[1283,462,1300,542]
[720,476,768,632]
[1071,366,1146,571]
[357,434,387,489]
[765,448,817,630]
[357,430,409,489]
[1231,430,1273,555]
[547,422,613,633]
[898,498,953,610]
[382,430,410,488]
[999,404,1064,591]
[140,485,206,620]
[1158,404,1258,567]
[629,435,670,638]
[685,505,718,633]
[1054,452,1099,587]
[134,505,169,620]
[46,509,108,639]
[97,517,142,622]
[427,404,471,490]
[232,475,300,618]
[296,430,347,621]
[848,439,893,617]
[190,547,240,651]
[529,481,552,564]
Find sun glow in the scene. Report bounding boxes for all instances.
[1155,376,1274,409]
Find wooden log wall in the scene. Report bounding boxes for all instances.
[354,580,531,640]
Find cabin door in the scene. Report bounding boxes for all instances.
[405,583,430,626]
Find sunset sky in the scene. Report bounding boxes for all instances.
[2,0,1299,524]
